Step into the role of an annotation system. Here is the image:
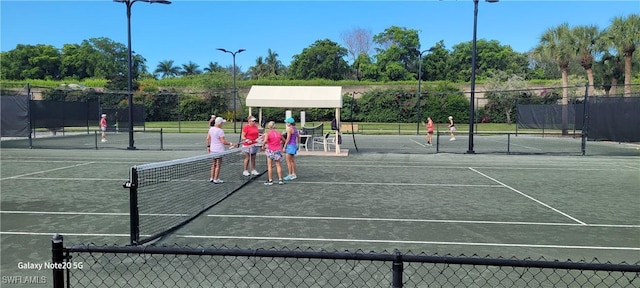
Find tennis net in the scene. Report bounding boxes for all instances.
[125,146,264,245]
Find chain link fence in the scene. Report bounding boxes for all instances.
[51,235,640,288]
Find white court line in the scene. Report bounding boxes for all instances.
[3,211,637,228]
[0,162,94,180]
[206,214,640,228]
[621,165,640,170]
[293,181,503,187]
[2,232,637,251]
[0,211,187,217]
[0,231,141,237]
[409,138,426,147]
[16,177,127,181]
[469,167,587,226]
[182,235,640,251]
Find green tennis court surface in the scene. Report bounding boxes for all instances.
[1,135,639,286]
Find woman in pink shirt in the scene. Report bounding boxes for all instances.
[261,121,285,185]
[206,117,234,184]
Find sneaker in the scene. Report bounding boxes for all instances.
[264,180,273,186]
[213,179,224,184]
[242,170,250,176]
[278,180,284,185]
[250,170,259,175]
[449,138,456,141]
[283,175,292,181]
[289,174,297,180]
[101,139,107,143]
[209,178,215,183]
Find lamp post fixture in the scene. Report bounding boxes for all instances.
[416,48,433,135]
[468,0,498,154]
[217,48,246,133]
[114,0,171,150]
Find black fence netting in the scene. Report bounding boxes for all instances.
[516,104,580,130]
[587,97,640,142]
[30,100,100,129]
[0,95,30,137]
[50,239,640,288]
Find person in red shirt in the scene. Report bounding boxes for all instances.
[241,116,260,176]
[426,117,434,146]
[100,114,107,142]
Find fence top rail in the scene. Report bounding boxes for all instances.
[64,244,640,272]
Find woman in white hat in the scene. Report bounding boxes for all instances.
[100,114,108,142]
[206,117,234,184]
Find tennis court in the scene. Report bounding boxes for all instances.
[1,133,639,286]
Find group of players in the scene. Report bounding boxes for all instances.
[425,115,457,145]
[205,115,300,185]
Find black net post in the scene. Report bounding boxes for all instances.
[581,82,589,156]
[124,168,140,245]
[51,234,64,288]
[392,250,403,288]
[160,128,164,150]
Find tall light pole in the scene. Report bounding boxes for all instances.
[217,48,245,133]
[416,48,433,134]
[114,0,171,150]
[468,0,498,154]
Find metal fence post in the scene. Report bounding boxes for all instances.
[51,234,64,288]
[581,82,589,156]
[391,250,403,288]
[160,128,164,151]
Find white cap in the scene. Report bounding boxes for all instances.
[448,116,453,120]
[101,114,107,117]
[214,117,226,124]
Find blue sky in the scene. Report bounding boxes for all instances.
[1,1,638,74]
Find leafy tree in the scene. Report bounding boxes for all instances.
[341,27,373,80]
[372,26,419,80]
[0,44,61,80]
[154,60,181,78]
[421,41,450,81]
[484,71,529,124]
[372,26,420,70]
[448,39,529,82]
[289,39,349,80]
[606,14,640,96]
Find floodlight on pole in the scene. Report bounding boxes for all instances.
[114,0,171,150]
[216,48,246,133]
[416,48,433,135]
[468,0,498,154]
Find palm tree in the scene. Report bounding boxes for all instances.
[265,49,284,76]
[204,61,225,73]
[606,14,640,96]
[534,23,574,134]
[181,61,202,76]
[248,56,268,79]
[599,51,624,96]
[572,25,603,97]
[154,60,181,78]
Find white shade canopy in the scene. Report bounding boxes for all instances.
[246,86,343,108]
